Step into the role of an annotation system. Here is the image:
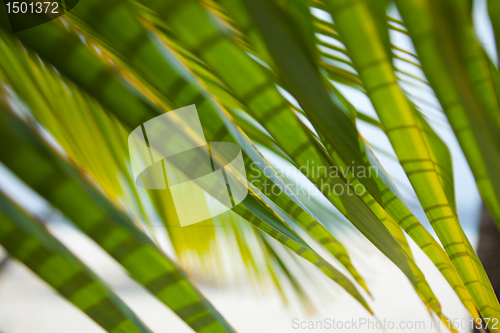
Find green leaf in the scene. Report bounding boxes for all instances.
[12,0,374,309]
[0,107,235,333]
[240,0,451,320]
[213,0,480,321]
[0,192,152,333]
[133,0,371,294]
[488,0,500,64]
[325,0,500,323]
[395,0,500,231]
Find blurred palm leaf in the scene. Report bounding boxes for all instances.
[0,192,153,333]
[0,0,500,332]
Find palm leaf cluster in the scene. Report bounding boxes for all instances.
[0,0,499,332]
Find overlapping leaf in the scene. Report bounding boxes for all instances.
[0,192,152,333]
[323,0,500,324]
[0,4,372,311]
[0,107,235,333]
